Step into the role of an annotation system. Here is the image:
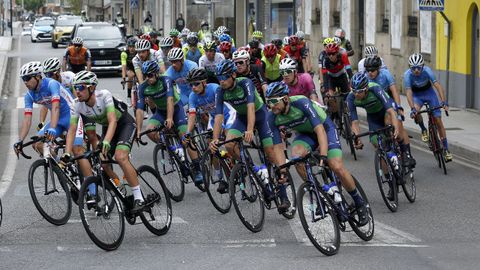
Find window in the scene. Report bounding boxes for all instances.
[408,0,419,37]
[378,0,390,33]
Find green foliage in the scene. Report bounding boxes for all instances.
[67,0,82,15]
[24,0,45,13]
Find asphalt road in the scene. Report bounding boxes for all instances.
[0,35,479,270]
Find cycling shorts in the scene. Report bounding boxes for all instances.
[323,73,350,94]
[101,113,136,154]
[228,105,274,147]
[366,109,388,145]
[38,113,82,146]
[412,88,441,118]
[208,109,236,130]
[147,103,188,135]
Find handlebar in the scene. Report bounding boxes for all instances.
[353,125,394,140]
[275,150,324,172]
[15,136,65,160]
[417,105,449,117]
[137,125,166,146]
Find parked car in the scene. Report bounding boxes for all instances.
[71,22,126,73]
[31,17,54,43]
[51,15,83,48]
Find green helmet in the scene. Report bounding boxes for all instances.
[252,31,263,39]
[169,28,180,37]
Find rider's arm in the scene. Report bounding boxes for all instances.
[155,51,166,74]
[166,96,174,122]
[403,71,415,109]
[133,57,144,84]
[345,40,354,57]
[85,49,92,71]
[433,81,447,104]
[121,52,127,80]
[39,106,48,124]
[186,93,197,134]
[65,117,79,154]
[346,93,360,135]
[134,85,145,135]
[342,52,353,78]
[245,79,257,133]
[213,88,225,140]
[62,48,69,71]
[49,82,61,129]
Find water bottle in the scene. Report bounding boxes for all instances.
[254,164,269,185]
[170,144,185,161]
[387,151,399,170]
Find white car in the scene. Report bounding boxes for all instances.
[31,17,54,43]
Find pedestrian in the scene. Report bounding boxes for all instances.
[176,13,185,32]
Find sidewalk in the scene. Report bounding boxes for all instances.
[0,36,12,97]
[311,75,480,164]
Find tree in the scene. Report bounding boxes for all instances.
[24,0,45,13]
[67,0,82,15]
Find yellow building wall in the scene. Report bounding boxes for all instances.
[436,0,480,76]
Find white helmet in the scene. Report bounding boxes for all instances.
[180,28,190,38]
[20,61,43,77]
[408,53,424,67]
[71,37,83,45]
[279,58,297,70]
[295,30,305,40]
[167,47,184,61]
[42,57,61,73]
[232,49,250,61]
[160,37,174,47]
[282,36,289,46]
[364,45,378,57]
[73,70,98,85]
[333,36,342,46]
[135,39,151,51]
[217,25,227,34]
[334,28,345,38]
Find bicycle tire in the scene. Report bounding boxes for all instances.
[279,171,297,219]
[153,143,185,202]
[297,182,340,256]
[229,163,265,233]
[0,198,2,227]
[401,165,416,203]
[78,176,125,251]
[430,124,448,175]
[374,151,398,212]
[137,165,172,236]
[28,159,72,226]
[344,176,374,241]
[203,153,232,214]
[343,113,357,160]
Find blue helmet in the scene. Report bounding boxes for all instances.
[219,33,232,43]
[142,60,160,75]
[350,72,369,91]
[216,59,237,76]
[266,81,289,98]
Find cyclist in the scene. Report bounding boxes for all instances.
[321,42,353,98]
[296,30,313,76]
[218,27,236,47]
[357,45,388,73]
[266,82,369,223]
[42,57,75,94]
[404,53,452,161]
[198,41,225,84]
[132,39,165,84]
[209,60,277,190]
[232,49,268,101]
[169,28,182,48]
[136,61,204,185]
[318,37,334,91]
[150,31,160,49]
[121,37,138,105]
[164,47,198,105]
[64,71,145,213]
[334,28,354,56]
[251,30,265,50]
[280,58,321,103]
[219,41,234,60]
[63,37,91,73]
[198,20,213,43]
[261,43,284,83]
[283,35,308,74]
[182,32,205,64]
[183,68,237,193]
[365,56,415,166]
[218,33,237,51]
[180,28,190,46]
[159,37,174,69]
[271,38,289,59]
[247,40,263,68]
[14,62,77,158]
[140,33,159,51]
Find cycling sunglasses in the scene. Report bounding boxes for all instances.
[266,96,286,106]
[145,73,156,78]
[189,81,202,87]
[352,87,367,94]
[280,69,294,76]
[74,84,89,91]
[365,68,378,73]
[410,65,423,72]
[234,60,247,66]
[217,74,232,81]
[21,75,34,82]
[327,52,337,56]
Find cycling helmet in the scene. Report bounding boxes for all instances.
[323,37,334,46]
[333,36,342,46]
[180,28,190,38]
[127,37,137,46]
[20,61,42,77]
[288,35,299,46]
[263,43,277,58]
[71,37,83,45]
[266,81,289,98]
[140,33,151,40]
[252,31,263,39]
[408,53,424,67]
[160,37,174,47]
[324,43,339,54]
[232,49,250,61]
[219,33,232,43]
[217,26,227,34]
[167,47,184,61]
[334,28,345,38]
[204,41,217,51]
[201,20,209,27]
[364,56,382,70]
[364,45,378,57]
[169,28,179,37]
[187,32,199,45]
[271,38,282,48]
[186,68,208,82]
[295,30,305,40]
[216,59,237,76]
[279,58,297,71]
[135,39,151,51]
[282,36,289,46]
[141,60,160,75]
[73,70,98,85]
[350,72,369,91]
[219,41,232,52]
[42,57,61,73]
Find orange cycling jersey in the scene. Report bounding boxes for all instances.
[65,46,91,65]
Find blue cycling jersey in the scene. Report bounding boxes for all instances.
[185,48,203,64]
[368,69,395,93]
[165,60,198,104]
[24,78,75,116]
[403,65,437,93]
[188,83,235,120]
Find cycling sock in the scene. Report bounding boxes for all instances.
[88,183,96,196]
[442,138,449,150]
[131,185,144,202]
[348,188,364,207]
[215,169,223,180]
[418,122,426,132]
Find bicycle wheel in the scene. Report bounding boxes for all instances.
[203,153,232,214]
[401,165,416,203]
[430,125,448,175]
[28,159,72,225]
[153,143,185,202]
[137,165,172,236]
[297,182,340,256]
[78,176,125,251]
[341,177,374,241]
[374,151,398,212]
[279,171,297,219]
[0,198,2,227]
[343,113,357,160]
[229,163,265,233]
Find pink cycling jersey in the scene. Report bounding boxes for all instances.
[287,73,315,98]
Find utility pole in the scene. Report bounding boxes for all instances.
[9,0,12,36]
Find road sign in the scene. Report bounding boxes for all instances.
[130,0,138,9]
[419,0,444,11]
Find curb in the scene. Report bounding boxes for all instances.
[0,54,9,97]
